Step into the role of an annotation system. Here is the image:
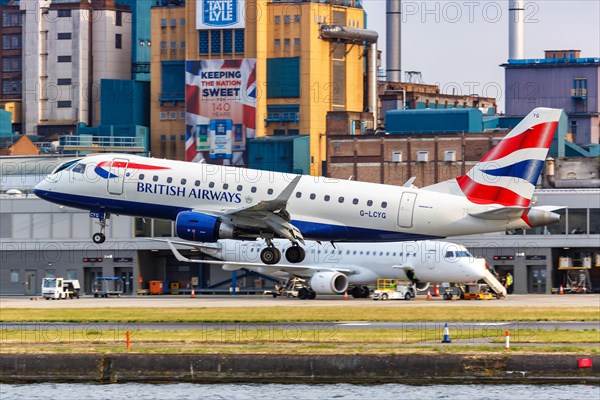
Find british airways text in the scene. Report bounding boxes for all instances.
[137,182,241,203]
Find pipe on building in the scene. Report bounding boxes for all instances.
[509,0,524,60]
[545,157,556,187]
[553,179,600,188]
[319,25,378,44]
[369,43,378,127]
[386,0,401,82]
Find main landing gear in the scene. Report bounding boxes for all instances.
[92,212,109,244]
[351,285,371,298]
[260,239,306,265]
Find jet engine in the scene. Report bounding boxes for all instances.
[175,211,234,242]
[309,271,349,295]
[525,208,561,227]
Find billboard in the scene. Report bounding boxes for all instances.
[185,59,256,164]
[196,0,246,30]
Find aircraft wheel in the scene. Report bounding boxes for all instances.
[298,287,308,300]
[261,247,281,265]
[308,290,316,300]
[381,293,389,301]
[351,286,362,298]
[361,286,370,298]
[92,233,106,244]
[285,246,305,263]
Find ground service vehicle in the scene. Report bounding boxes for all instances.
[92,277,124,297]
[372,279,416,301]
[41,278,80,299]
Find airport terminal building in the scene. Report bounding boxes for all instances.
[1,171,598,296]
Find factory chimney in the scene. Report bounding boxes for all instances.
[508,0,524,60]
[386,0,401,82]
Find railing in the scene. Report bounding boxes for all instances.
[58,135,147,151]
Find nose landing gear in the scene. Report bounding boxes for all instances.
[91,212,109,244]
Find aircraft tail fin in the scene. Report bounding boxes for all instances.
[424,107,562,207]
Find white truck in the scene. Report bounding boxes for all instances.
[371,279,416,301]
[41,278,80,300]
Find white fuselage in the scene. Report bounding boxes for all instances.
[34,154,529,242]
[201,239,487,285]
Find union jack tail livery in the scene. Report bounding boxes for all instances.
[426,108,561,208]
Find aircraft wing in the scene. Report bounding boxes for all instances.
[165,240,354,274]
[192,176,305,244]
[147,238,221,251]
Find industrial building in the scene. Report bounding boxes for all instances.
[0,0,23,135]
[503,50,599,150]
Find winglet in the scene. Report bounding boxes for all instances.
[273,175,302,208]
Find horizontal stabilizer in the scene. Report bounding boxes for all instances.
[468,207,527,220]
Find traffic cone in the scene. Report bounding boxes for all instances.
[505,329,510,350]
[433,284,440,297]
[344,290,349,300]
[426,289,432,299]
[559,285,564,295]
[441,323,451,343]
[190,287,195,298]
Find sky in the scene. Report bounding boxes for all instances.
[361,0,600,111]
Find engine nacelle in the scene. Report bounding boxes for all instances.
[175,211,234,242]
[525,208,561,228]
[309,271,349,295]
[415,282,430,292]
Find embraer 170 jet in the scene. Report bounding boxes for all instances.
[34,107,562,265]
[162,238,489,299]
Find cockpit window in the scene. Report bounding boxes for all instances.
[71,163,86,174]
[446,250,472,258]
[445,251,455,258]
[51,159,81,174]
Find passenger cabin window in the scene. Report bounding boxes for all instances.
[181,179,187,185]
[382,202,388,208]
[153,176,158,182]
[139,174,145,180]
[352,198,359,205]
[237,185,243,191]
[209,182,215,188]
[267,188,274,195]
[310,193,316,200]
[195,180,200,187]
[167,177,173,183]
[367,200,373,206]
[72,163,86,174]
[223,183,228,189]
[338,197,344,203]
[251,187,257,193]
[324,195,330,201]
[295,192,302,198]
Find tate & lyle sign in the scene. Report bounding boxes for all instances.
[197,0,246,29]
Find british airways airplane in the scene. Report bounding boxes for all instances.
[161,238,490,299]
[34,107,562,265]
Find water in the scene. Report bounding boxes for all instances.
[1,383,597,400]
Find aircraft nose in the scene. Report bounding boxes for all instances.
[33,179,51,199]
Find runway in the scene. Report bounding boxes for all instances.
[1,293,599,308]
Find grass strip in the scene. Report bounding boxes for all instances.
[2,306,599,322]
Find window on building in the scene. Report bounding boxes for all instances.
[170,41,176,49]
[274,15,281,24]
[294,15,300,23]
[170,134,176,141]
[57,55,71,62]
[160,134,166,142]
[590,209,600,234]
[170,19,176,27]
[294,38,300,46]
[568,209,588,234]
[223,29,232,53]
[10,269,20,283]
[2,80,21,95]
[2,34,21,50]
[57,101,71,108]
[57,78,71,85]
[161,18,167,28]
[180,18,186,26]
[267,57,300,98]
[199,31,209,54]
[57,10,71,18]
[116,10,122,26]
[284,15,291,24]
[67,269,78,280]
[284,38,290,46]
[45,269,56,278]
[160,112,167,120]
[180,41,185,49]
[115,34,122,49]
[179,111,186,119]
[2,57,21,72]
[274,38,280,46]
[160,41,167,49]
[234,29,244,53]
[169,111,177,119]
[57,32,72,40]
[3,12,23,27]
[210,30,221,53]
